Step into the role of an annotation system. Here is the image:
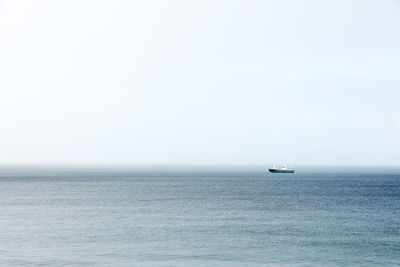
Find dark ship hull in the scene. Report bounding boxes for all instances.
[269,168,295,173]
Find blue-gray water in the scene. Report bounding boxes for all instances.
[0,166,399,266]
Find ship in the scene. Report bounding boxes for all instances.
[269,164,295,173]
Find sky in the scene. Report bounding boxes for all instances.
[0,0,399,166]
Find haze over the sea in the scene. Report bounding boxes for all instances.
[0,0,399,166]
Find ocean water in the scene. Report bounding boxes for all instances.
[0,166,399,266]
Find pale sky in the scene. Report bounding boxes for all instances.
[0,0,399,166]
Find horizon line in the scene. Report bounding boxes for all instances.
[0,163,399,168]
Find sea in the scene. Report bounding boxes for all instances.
[0,166,399,266]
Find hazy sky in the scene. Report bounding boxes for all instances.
[0,0,399,166]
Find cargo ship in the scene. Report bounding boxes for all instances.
[269,164,295,173]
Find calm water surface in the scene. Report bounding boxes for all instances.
[0,166,399,266]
